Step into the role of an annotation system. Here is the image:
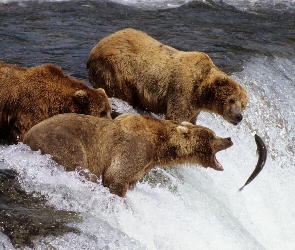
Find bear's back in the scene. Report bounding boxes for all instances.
[24,63,87,90]
[91,28,178,61]
[0,61,26,84]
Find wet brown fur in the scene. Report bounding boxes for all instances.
[87,28,248,124]
[23,113,232,197]
[0,61,112,143]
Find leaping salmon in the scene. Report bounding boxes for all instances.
[239,134,267,191]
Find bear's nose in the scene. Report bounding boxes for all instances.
[236,114,243,122]
[225,137,233,147]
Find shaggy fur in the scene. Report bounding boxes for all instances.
[24,113,233,197]
[0,61,112,143]
[87,28,248,124]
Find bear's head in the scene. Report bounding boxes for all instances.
[199,68,248,125]
[175,122,233,170]
[72,88,112,119]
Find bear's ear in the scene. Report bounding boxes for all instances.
[97,88,106,94]
[74,90,89,105]
[177,125,189,134]
[181,121,194,127]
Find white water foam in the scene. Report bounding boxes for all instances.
[0,55,295,249]
[106,0,295,10]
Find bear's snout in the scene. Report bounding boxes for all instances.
[227,113,243,125]
[224,137,233,148]
[213,137,233,153]
[235,114,243,122]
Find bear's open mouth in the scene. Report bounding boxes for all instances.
[213,155,224,171]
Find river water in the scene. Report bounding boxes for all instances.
[0,0,295,249]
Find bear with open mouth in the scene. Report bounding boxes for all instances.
[24,113,233,197]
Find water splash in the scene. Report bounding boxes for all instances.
[0,56,295,249]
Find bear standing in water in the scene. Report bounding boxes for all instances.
[87,28,248,124]
[24,113,233,197]
[0,61,112,143]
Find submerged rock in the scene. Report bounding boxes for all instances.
[0,169,80,249]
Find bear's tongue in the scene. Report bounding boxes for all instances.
[214,156,224,171]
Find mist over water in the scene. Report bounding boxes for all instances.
[0,0,295,249]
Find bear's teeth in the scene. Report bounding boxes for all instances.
[214,156,224,171]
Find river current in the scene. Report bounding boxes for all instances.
[0,0,295,249]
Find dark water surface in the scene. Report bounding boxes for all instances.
[1,0,294,79]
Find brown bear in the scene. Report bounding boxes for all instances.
[87,28,248,124]
[23,113,233,197]
[0,61,112,144]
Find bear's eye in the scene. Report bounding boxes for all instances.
[100,111,107,117]
[216,80,223,86]
[209,135,215,141]
[229,98,235,104]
